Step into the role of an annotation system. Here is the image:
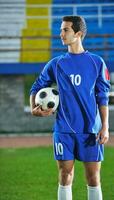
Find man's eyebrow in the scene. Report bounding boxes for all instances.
[60,27,69,31]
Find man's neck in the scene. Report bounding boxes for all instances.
[68,41,84,54]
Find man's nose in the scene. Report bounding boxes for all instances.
[60,31,64,38]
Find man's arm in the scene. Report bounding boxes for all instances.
[94,58,110,144]
[96,105,109,144]
[29,58,57,117]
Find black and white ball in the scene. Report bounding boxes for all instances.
[35,87,59,112]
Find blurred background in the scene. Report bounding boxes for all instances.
[0,0,114,134]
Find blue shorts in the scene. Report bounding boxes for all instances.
[53,132,104,162]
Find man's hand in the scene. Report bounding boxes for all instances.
[96,127,109,144]
[31,105,53,117]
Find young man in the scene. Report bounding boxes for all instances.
[30,16,110,200]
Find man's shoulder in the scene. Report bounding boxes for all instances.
[87,51,104,63]
[45,55,67,69]
[49,55,64,64]
[43,56,63,71]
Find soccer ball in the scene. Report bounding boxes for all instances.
[35,87,59,112]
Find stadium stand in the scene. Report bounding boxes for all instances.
[0,1,114,70]
[0,0,26,63]
[21,0,52,62]
[0,2,114,75]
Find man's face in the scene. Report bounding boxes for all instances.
[60,21,78,45]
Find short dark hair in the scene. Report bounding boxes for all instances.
[62,16,87,40]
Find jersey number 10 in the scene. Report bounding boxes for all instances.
[70,74,81,86]
[55,142,63,155]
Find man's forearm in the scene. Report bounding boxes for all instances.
[99,105,109,129]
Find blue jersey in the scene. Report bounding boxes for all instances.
[30,51,110,134]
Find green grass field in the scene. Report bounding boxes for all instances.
[0,146,113,200]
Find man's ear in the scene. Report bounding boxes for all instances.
[75,31,83,38]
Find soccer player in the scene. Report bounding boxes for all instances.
[30,16,110,200]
